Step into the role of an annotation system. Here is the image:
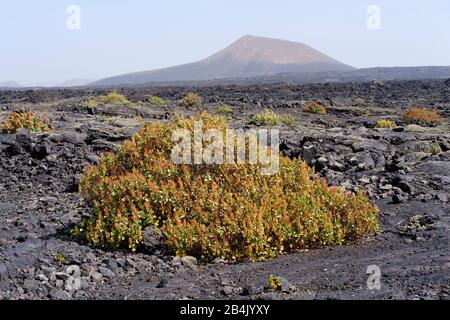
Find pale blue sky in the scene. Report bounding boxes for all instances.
[1,0,449,86]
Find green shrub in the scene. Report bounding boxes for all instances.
[217,105,233,120]
[252,110,296,126]
[353,98,366,104]
[280,114,296,126]
[267,275,283,291]
[1,109,52,133]
[403,106,444,126]
[218,105,233,114]
[80,99,99,108]
[375,119,397,129]
[179,92,203,108]
[74,113,379,261]
[97,91,130,105]
[148,96,167,105]
[303,102,327,115]
[430,145,441,154]
[252,109,280,126]
[54,253,66,264]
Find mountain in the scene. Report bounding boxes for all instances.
[221,66,450,85]
[57,78,96,87]
[0,81,21,88]
[92,35,354,86]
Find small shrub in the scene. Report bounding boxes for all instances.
[353,98,366,104]
[179,92,203,108]
[217,105,233,120]
[267,275,283,291]
[54,253,66,264]
[430,145,441,154]
[303,102,327,115]
[74,113,379,261]
[403,107,443,126]
[1,109,52,134]
[252,110,295,126]
[99,116,113,123]
[97,91,130,105]
[218,105,233,114]
[280,114,296,126]
[80,99,98,108]
[148,96,167,105]
[252,109,280,126]
[375,119,397,129]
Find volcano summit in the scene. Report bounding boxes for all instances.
[92,35,354,86]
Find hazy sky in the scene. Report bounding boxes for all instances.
[1,0,450,86]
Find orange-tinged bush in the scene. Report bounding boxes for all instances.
[74,113,379,261]
[303,102,327,115]
[1,109,52,133]
[403,106,443,126]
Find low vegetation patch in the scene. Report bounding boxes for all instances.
[280,114,296,126]
[267,275,283,291]
[303,102,327,115]
[74,113,379,261]
[178,92,203,108]
[430,145,441,154]
[1,109,52,133]
[97,91,130,105]
[375,119,397,129]
[217,105,233,120]
[252,109,279,126]
[252,110,295,126]
[80,98,99,108]
[147,95,167,105]
[54,253,66,264]
[353,97,366,104]
[217,105,233,114]
[403,106,443,126]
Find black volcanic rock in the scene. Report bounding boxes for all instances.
[32,141,52,159]
[0,80,449,300]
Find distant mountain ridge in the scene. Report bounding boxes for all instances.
[92,35,354,86]
[244,66,450,85]
[57,79,96,87]
[0,81,21,88]
[87,66,450,88]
